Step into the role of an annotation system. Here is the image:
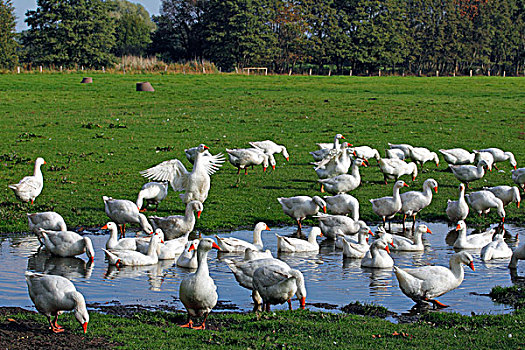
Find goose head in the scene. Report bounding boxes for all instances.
[72,291,89,333]
[455,220,467,232]
[189,200,204,218]
[197,144,210,153]
[455,251,475,271]
[312,196,327,213]
[35,157,46,167]
[281,147,290,161]
[512,187,521,208]
[416,224,432,236]
[83,237,95,263]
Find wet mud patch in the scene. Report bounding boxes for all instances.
[0,307,119,350]
[341,301,395,318]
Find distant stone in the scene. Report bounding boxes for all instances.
[136,82,154,92]
[81,77,93,84]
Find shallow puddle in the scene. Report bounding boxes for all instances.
[1,222,523,317]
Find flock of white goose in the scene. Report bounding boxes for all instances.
[7,136,525,333]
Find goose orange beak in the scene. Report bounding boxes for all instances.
[385,245,390,254]
[319,232,323,237]
[368,229,374,236]
[101,224,108,230]
[286,157,289,161]
[427,228,432,234]
[434,186,438,193]
[203,145,209,150]
[366,237,369,243]
[469,262,475,271]
[455,224,461,230]
[188,244,195,252]
[212,242,221,250]
[265,225,271,231]
[518,201,520,208]
[197,211,202,219]
[300,296,306,309]
[272,165,275,170]
[323,206,327,213]
[404,183,410,187]
[82,322,88,333]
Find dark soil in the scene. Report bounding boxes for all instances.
[0,307,120,350]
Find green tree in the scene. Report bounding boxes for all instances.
[0,0,18,69]
[110,0,155,57]
[22,0,116,68]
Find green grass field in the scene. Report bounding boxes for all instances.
[1,73,524,233]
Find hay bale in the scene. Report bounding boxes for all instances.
[136,82,154,92]
[81,77,93,84]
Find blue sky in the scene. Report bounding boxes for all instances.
[12,0,161,31]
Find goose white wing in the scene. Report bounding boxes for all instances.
[140,159,188,191]
[199,152,226,176]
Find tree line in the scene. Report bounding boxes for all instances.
[1,0,524,75]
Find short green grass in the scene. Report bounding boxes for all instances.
[1,74,524,233]
[4,308,524,349]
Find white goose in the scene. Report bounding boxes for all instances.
[481,231,512,261]
[399,178,438,232]
[25,271,89,333]
[394,251,474,307]
[512,168,525,190]
[370,180,409,228]
[385,148,406,160]
[28,212,67,234]
[278,196,326,234]
[453,220,495,249]
[313,142,352,179]
[103,222,137,250]
[137,228,189,260]
[103,196,153,237]
[474,147,517,170]
[253,265,304,311]
[136,181,168,212]
[446,184,469,223]
[408,147,439,167]
[473,151,494,171]
[102,234,162,266]
[483,186,521,208]
[249,140,290,161]
[315,213,368,239]
[349,146,381,163]
[179,238,220,329]
[149,200,203,240]
[184,145,212,164]
[140,144,225,204]
[324,193,360,220]
[449,160,488,188]
[378,158,418,184]
[215,222,270,252]
[465,190,506,222]
[38,229,94,261]
[9,157,46,204]
[276,227,323,253]
[509,243,525,269]
[391,224,431,251]
[316,133,346,150]
[439,148,475,165]
[224,258,306,310]
[244,248,273,260]
[361,239,393,268]
[226,148,272,174]
[387,143,414,158]
[339,226,372,258]
[177,239,200,269]
[318,158,366,194]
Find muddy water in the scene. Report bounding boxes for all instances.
[1,222,523,317]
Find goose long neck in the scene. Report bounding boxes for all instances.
[34,162,43,181]
[253,228,263,245]
[196,249,210,276]
[185,205,196,221]
[458,187,466,204]
[422,183,434,198]
[147,238,159,258]
[350,162,361,178]
[449,255,465,281]
[308,231,318,244]
[333,136,340,148]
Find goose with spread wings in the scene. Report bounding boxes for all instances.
[140,144,224,204]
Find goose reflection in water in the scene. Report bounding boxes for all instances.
[27,251,94,279]
[362,268,392,293]
[104,259,176,291]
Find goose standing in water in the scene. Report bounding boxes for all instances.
[179,238,220,329]
[278,196,326,235]
[103,196,154,237]
[249,140,290,162]
[38,229,94,262]
[136,181,168,212]
[149,200,203,240]
[215,222,270,252]
[28,212,67,234]
[9,157,46,204]
[141,144,225,204]
[253,265,305,311]
[391,224,431,251]
[25,272,89,333]
[361,239,393,268]
[509,243,525,269]
[370,180,408,231]
[315,213,368,239]
[446,184,469,223]
[276,226,323,253]
[481,231,512,261]
[399,179,438,232]
[512,168,525,191]
[453,220,494,249]
[103,222,137,250]
[103,234,162,266]
[394,251,474,308]
[177,239,200,269]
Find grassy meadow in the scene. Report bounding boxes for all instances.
[0,73,524,233]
